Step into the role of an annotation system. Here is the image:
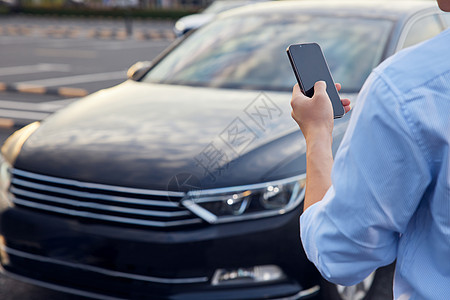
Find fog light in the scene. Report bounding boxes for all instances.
[211,265,285,286]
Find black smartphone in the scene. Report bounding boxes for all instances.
[286,43,345,119]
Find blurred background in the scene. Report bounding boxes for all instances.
[2,0,211,10]
[0,0,210,144]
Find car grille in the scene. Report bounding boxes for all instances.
[9,169,203,228]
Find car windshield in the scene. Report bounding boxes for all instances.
[144,13,393,93]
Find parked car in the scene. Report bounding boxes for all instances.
[1,1,449,300]
[173,0,270,36]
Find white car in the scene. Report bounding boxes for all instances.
[174,0,270,36]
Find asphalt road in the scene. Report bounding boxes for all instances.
[0,15,173,140]
[0,14,174,299]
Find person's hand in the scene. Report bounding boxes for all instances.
[290,81,351,141]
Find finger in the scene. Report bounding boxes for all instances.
[314,81,327,97]
[341,98,352,113]
[344,104,351,114]
[341,98,351,106]
[335,83,341,92]
[292,83,301,94]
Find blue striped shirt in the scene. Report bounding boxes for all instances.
[300,28,450,299]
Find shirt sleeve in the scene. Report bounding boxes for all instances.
[300,70,432,286]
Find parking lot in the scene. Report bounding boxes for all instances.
[0,15,173,141]
[0,15,174,299]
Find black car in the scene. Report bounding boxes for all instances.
[1,1,449,300]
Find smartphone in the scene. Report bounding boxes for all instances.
[286,43,345,119]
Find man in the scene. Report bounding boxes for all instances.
[290,0,450,299]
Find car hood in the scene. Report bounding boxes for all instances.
[15,81,316,190]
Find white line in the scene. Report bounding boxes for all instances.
[0,100,64,112]
[16,70,126,87]
[0,64,71,76]
[0,109,50,120]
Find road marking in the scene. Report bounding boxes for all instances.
[35,48,97,59]
[0,81,89,97]
[0,64,71,76]
[58,87,89,97]
[15,70,126,87]
[0,26,176,42]
[0,118,14,128]
[0,109,50,120]
[0,100,64,112]
[15,84,47,94]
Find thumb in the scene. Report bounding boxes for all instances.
[314,81,327,97]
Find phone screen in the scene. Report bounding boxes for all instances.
[287,43,345,119]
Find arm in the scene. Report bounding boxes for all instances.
[303,132,333,211]
[292,75,430,285]
[290,81,350,211]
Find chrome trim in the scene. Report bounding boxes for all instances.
[11,169,306,226]
[10,168,202,228]
[182,175,306,224]
[2,245,209,284]
[12,169,185,198]
[187,174,306,197]
[298,285,321,298]
[182,199,218,224]
[2,269,319,300]
[11,178,179,208]
[212,188,305,224]
[3,270,125,300]
[273,285,320,300]
[13,198,203,227]
[11,187,190,218]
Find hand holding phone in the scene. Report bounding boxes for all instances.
[286,43,345,119]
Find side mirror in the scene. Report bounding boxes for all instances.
[127,61,153,81]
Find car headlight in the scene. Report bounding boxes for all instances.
[0,121,40,208]
[182,174,306,224]
[0,153,12,209]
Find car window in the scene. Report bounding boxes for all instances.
[144,14,393,93]
[401,14,442,49]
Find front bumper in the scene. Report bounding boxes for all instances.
[0,207,320,300]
